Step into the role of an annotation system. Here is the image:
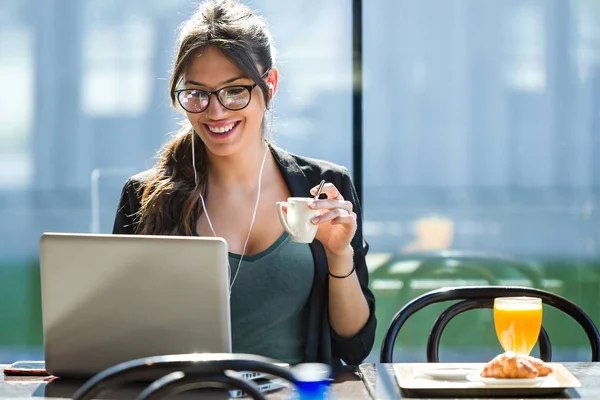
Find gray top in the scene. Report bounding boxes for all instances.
[228,233,314,365]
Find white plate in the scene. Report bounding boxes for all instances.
[466,373,548,386]
[418,367,480,381]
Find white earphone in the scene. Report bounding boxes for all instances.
[268,82,274,98]
[192,78,274,295]
[267,82,275,107]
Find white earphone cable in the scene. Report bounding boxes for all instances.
[192,87,274,296]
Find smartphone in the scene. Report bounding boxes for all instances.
[3,361,50,376]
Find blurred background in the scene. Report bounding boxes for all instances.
[0,0,599,363]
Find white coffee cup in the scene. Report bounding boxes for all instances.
[276,197,319,243]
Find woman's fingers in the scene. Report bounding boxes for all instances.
[310,182,344,200]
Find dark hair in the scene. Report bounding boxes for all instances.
[136,0,276,235]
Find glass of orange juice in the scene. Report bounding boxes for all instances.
[493,296,543,355]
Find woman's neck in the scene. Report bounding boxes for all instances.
[207,142,271,188]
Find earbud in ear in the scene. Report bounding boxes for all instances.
[268,82,274,100]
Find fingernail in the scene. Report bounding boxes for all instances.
[309,202,317,208]
[311,216,319,223]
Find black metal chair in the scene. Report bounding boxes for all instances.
[380,286,600,363]
[71,353,296,400]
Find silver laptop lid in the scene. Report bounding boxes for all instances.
[39,233,231,378]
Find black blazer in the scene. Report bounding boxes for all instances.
[112,145,377,368]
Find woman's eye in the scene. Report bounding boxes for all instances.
[226,87,245,96]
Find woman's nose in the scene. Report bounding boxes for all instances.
[206,94,228,119]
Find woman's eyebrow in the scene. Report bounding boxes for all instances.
[184,75,248,87]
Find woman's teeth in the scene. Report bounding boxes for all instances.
[208,122,236,133]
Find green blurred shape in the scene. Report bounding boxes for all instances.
[0,261,43,347]
[370,252,600,361]
[1,255,599,363]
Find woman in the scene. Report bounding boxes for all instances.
[112,0,376,369]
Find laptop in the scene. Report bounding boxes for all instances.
[39,233,232,378]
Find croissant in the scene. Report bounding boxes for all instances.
[480,351,552,378]
[520,353,553,377]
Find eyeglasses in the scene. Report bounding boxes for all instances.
[174,83,259,114]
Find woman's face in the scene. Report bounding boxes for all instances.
[180,46,271,158]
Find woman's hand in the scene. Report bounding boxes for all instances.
[310,182,371,341]
[309,182,357,257]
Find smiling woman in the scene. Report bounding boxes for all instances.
[111,0,376,369]
[176,47,274,158]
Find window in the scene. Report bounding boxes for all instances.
[2,0,598,365]
[363,0,600,362]
[0,1,33,188]
[0,0,353,361]
[81,1,155,116]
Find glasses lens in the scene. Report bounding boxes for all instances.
[219,86,251,110]
[178,89,208,113]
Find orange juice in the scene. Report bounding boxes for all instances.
[494,298,542,355]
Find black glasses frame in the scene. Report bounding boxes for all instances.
[174,83,259,114]
[174,70,270,114]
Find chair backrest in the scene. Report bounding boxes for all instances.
[380,286,600,363]
[72,353,296,400]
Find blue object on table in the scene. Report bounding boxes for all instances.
[292,363,332,399]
